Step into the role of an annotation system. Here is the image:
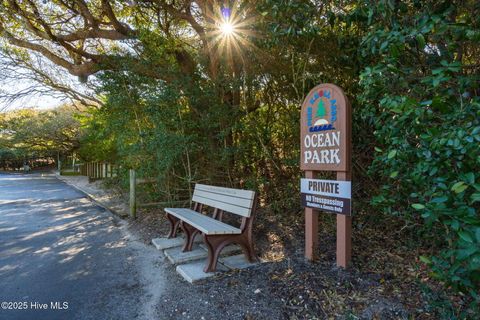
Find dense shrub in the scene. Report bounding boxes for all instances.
[358,0,480,313]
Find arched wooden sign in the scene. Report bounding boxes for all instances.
[300,83,351,172]
[300,83,352,268]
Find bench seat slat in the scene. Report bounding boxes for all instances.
[191,194,252,217]
[165,208,242,235]
[195,184,255,200]
[193,189,254,209]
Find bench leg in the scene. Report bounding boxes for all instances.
[180,222,199,252]
[203,233,257,272]
[203,235,230,273]
[238,215,257,263]
[166,213,180,238]
[237,237,256,263]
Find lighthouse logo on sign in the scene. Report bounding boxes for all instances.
[304,88,341,165]
[307,89,337,132]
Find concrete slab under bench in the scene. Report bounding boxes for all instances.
[219,254,260,270]
[199,244,241,256]
[153,235,263,283]
[151,236,201,250]
[176,261,229,283]
[164,245,208,264]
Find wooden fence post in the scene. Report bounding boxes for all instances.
[129,169,136,219]
[305,170,319,261]
[336,171,352,268]
[57,151,61,172]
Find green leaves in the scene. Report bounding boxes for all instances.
[472,193,480,203]
[416,34,426,49]
[451,181,468,194]
[359,0,480,303]
[456,247,477,260]
[419,255,431,264]
[387,150,397,159]
[431,196,448,203]
[0,106,80,157]
[412,203,425,210]
[458,231,473,243]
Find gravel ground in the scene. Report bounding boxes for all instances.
[128,208,436,320]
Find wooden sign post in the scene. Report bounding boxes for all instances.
[300,83,352,268]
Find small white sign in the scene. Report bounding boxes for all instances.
[301,178,351,199]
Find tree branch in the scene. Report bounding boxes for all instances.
[0,25,100,77]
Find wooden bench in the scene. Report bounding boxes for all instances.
[164,184,257,272]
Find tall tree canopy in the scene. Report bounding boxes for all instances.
[0,105,81,165]
[0,1,256,83]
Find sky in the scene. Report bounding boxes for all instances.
[0,94,65,111]
[0,56,69,112]
[0,75,69,112]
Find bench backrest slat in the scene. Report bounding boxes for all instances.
[192,184,255,217]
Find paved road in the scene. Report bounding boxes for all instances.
[0,173,164,320]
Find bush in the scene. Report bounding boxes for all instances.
[358,0,480,312]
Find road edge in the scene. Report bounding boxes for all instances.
[54,173,129,219]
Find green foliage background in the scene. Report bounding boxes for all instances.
[0,106,80,169]
[357,0,480,313]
